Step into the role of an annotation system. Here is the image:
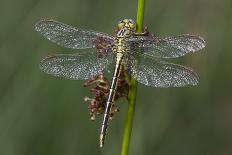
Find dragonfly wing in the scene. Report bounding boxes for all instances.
[35,19,114,49]
[127,54,199,87]
[128,34,205,58]
[40,49,114,80]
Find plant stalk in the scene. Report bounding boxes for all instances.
[120,0,145,155]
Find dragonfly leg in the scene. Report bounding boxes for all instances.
[133,28,161,45]
[133,26,151,36]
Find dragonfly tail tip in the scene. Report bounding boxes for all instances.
[99,134,105,148]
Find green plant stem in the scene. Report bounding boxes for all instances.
[120,0,145,155]
[136,0,145,33]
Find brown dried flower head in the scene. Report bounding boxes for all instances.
[83,68,129,121]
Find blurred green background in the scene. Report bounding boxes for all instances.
[0,0,231,155]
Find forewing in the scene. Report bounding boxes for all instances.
[40,49,114,80]
[127,54,199,87]
[128,34,205,58]
[35,19,114,49]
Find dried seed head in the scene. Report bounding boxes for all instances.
[83,67,129,121]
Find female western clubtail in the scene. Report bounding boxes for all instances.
[35,19,205,147]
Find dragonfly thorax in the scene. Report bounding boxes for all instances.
[113,37,127,54]
[113,29,131,54]
[116,28,132,38]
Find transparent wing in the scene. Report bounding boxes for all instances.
[40,49,114,80]
[127,54,199,87]
[35,19,114,49]
[128,34,205,58]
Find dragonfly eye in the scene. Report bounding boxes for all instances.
[129,19,135,25]
[129,23,136,31]
[127,19,135,31]
[118,20,125,29]
[118,20,123,25]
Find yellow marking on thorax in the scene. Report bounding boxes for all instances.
[113,37,127,54]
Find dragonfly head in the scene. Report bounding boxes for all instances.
[118,19,136,32]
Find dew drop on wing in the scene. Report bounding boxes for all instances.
[128,54,199,87]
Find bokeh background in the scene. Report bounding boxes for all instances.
[0,0,231,155]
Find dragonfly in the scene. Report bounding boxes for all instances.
[35,18,206,147]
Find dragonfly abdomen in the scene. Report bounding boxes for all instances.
[100,53,124,147]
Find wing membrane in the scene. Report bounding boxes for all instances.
[40,49,114,80]
[35,19,114,49]
[129,34,205,58]
[128,54,199,87]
